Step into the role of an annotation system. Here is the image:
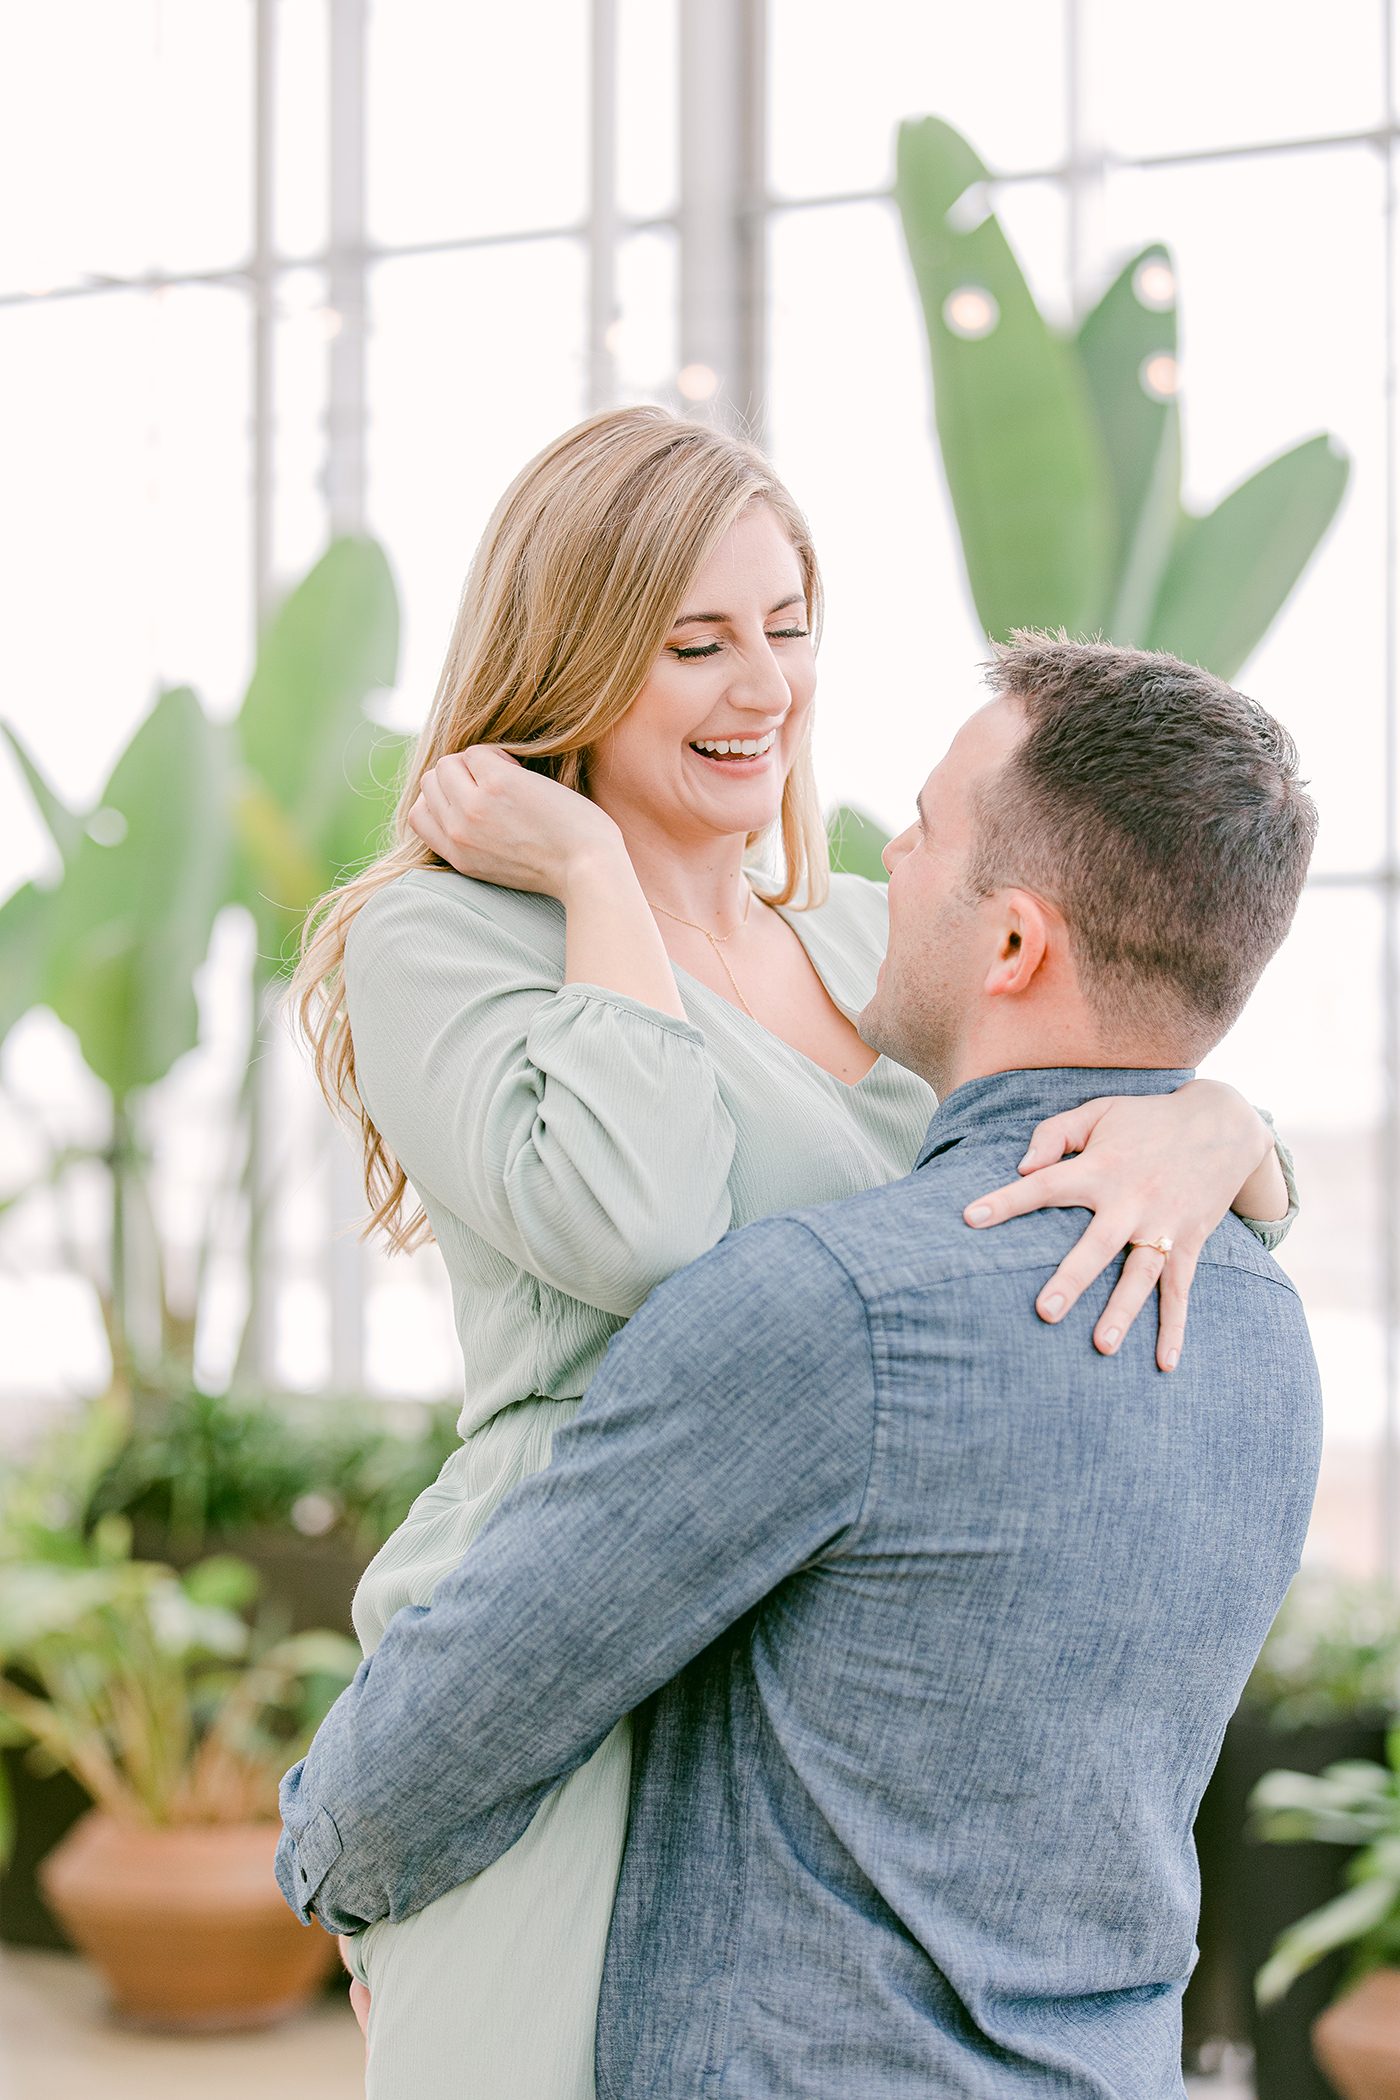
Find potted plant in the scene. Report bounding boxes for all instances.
[0,1511,357,2030]
[1178,1572,1399,2093]
[1251,1733,1400,2099]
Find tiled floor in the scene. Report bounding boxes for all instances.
[0,1945,1258,2099]
[1184,2046,1255,2097]
[0,1948,365,2100]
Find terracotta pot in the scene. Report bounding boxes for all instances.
[38,1811,339,2031]
[1313,1969,1400,2100]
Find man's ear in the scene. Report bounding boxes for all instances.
[982,889,1052,1000]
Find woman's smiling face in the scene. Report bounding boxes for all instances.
[586,502,817,847]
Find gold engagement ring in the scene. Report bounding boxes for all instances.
[1130,1236,1173,1255]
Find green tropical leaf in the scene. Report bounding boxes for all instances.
[1146,434,1351,679]
[1074,245,1181,642]
[0,881,58,1046]
[1257,1875,1400,2007]
[895,116,1115,640]
[0,724,83,867]
[827,805,892,884]
[234,537,402,969]
[238,538,399,824]
[42,688,232,1101]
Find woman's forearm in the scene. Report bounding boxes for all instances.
[1232,1139,1290,1223]
[562,846,687,1020]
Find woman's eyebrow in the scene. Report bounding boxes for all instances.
[671,593,806,627]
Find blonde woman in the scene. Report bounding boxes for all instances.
[290,407,1294,2098]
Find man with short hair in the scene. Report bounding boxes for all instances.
[280,638,1322,2095]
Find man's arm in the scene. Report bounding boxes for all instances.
[277,1217,876,1935]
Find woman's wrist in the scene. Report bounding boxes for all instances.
[561,841,688,1019]
[559,835,637,911]
[1183,1081,1288,1222]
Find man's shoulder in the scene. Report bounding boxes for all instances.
[762,1132,1304,1311]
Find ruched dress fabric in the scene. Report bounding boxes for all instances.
[339,867,939,2100]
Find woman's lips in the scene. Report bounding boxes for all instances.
[688,728,777,764]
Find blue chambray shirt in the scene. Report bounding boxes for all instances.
[278,1067,1321,2097]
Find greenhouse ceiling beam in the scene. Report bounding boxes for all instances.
[587,0,618,412]
[679,0,767,443]
[324,0,369,1397]
[252,0,276,632]
[10,115,1400,316]
[326,0,367,541]
[1384,0,1399,1584]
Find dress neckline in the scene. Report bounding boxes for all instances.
[671,886,886,1093]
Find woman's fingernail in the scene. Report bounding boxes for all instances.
[1018,1150,1035,1169]
[1101,1327,1120,1351]
[966,1204,993,1224]
[1165,1348,1179,1371]
[1039,1293,1065,1318]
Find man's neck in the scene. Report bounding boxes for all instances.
[937,1014,1196,1099]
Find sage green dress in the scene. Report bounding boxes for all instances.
[338,867,934,2098]
[337,866,1295,2100]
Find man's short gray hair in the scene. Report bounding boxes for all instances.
[970,634,1317,1050]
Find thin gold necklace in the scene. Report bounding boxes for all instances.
[652,885,757,1019]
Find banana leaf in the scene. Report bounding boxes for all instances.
[39,688,231,1102]
[1075,245,1181,642]
[1146,433,1351,680]
[234,537,407,969]
[895,116,1115,641]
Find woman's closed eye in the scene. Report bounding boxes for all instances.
[671,626,809,662]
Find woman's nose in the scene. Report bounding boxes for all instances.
[730,629,796,711]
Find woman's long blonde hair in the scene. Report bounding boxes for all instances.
[293,406,829,1250]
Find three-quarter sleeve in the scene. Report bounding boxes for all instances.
[343,873,737,1315]
[1235,1110,1300,1254]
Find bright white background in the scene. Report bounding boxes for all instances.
[0,0,1387,1562]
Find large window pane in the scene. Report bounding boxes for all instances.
[0,1,251,289]
[614,230,679,396]
[275,0,330,264]
[769,0,1068,202]
[1201,885,1384,1574]
[0,287,251,816]
[367,0,588,248]
[1102,149,1386,874]
[617,0,679,221]
[1092,0,1382,162]
[367,243,587,726]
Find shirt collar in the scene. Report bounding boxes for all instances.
[914,1066,1197,1171]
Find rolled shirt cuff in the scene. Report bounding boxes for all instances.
[275,1792,345,1926]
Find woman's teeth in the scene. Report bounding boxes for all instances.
[690,730,776,759]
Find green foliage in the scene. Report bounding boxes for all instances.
[233,537,407,973]
[827,805,893,884]
[895,117,1350,674]
[1250,1728,1400,2007]
[0,537,406,1393]
[3,692,230,1102]
[896,119,1113,640]
[0,1547,358,1834]
[1144,435,1350,679]
[0,1402,360,1845]
[87,1386,463,1554]
[0,535,406,1094]
[1243,1570,1400,1729]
